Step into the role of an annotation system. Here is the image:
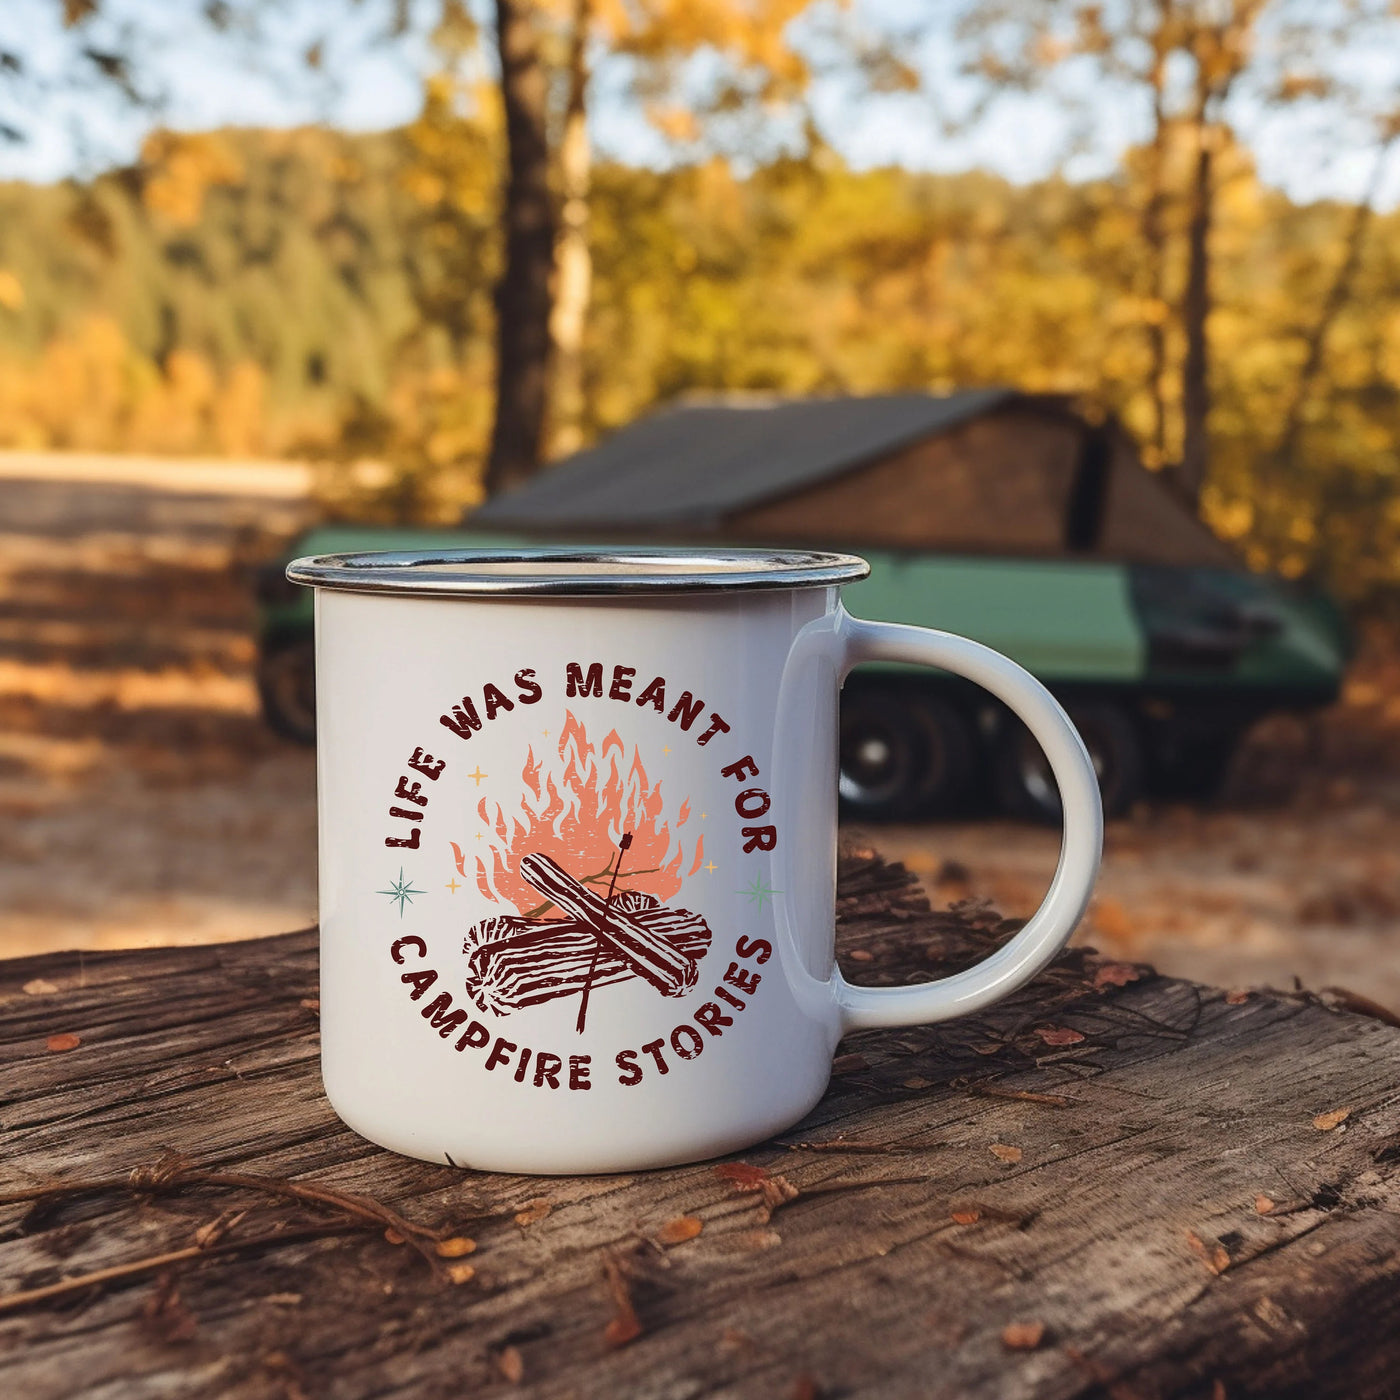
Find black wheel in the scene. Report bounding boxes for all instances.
[993,701,1143,822]
[1151,730,1241,801]
[905,694,977,817]
[839,690,974,820]
[257,637,317,745]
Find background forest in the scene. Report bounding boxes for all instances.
[3,1,1400,1007]
[1,0,1399,601]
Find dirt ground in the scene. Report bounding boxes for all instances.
[0,454,318,952]
[4,453,1400,1011]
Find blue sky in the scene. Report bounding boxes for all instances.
[1,0,1396,209]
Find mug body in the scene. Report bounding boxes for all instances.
[308,557,855,1173]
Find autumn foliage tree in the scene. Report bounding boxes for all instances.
[953,0,1396,511]
[3,1,1400,598]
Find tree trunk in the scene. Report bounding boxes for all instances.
[1178,96,1214,509]
[485,0,555,497]
[548,0,592,460]
[1141,6,1172,469]
[1276,127,1398,476]
[1177,3,1268,509]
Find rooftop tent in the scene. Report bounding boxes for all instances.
[470,390,1238,568]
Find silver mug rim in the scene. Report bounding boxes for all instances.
[286,545,871,597]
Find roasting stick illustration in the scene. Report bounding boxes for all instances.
[516,851,699,997]
[574,832,632,1034]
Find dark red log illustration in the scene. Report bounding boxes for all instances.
[462,851,711,1017]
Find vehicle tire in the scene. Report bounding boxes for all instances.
[905,694,977,817]
[1152,731,1240,801]
[993,701,1143,822]
[257,637,317,745]
[839,690,974,821]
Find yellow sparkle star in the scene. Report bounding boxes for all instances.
[662,745,672,755]
[703,860,718,874]
[467,767,487,786]
[445,877,461,894]
[541,728,550,738]
[474,831,484,841]
[700,812,707,820]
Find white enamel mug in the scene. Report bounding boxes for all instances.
[287,547,1102,1174]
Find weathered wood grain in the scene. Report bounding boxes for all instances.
[2,851,1398,1400]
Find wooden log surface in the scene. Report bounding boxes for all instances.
[1,849,1398,1400]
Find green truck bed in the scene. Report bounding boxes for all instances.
[257,527,1349,820]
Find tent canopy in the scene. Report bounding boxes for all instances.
[471,390,1236,568]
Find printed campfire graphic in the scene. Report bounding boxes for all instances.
[457,713,712,1032]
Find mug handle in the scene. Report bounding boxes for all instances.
[832,613,1103,1034]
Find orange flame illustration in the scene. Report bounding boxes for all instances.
[474,710,702,914]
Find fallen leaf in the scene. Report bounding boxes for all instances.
[1034,1025,1086,1046]
[514,1197,553,1226]
[264,1293,302,1306]
[602,1255,642,1348]
[1185,1230,1229,1275]
[1313,1108,1351,1131]
[495,1345,524,1384]
[989,1143,1023,1164]
[846,949,874,963]
[1001,1321,1045,1350]
[434,1236,476,1258]
[831,1053,869,1075]
[1225,989,1250,1005]
[655,1215,703,1246]
[1092,961,1143,989]
[383,1227,406,1245]
[45,1033,81,1052]
[951,1208,982,1225]
[299,998,320,1011]
[714,1162,771,1189]
[902,1076,933,1089]
[1254,1194,1275,1215]
[22,978,58,996]
[445,1261,476,1285]
[973,1041,1005,1056]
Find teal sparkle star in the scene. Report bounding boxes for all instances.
[738,874,781,912]
[378,867,425,918]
